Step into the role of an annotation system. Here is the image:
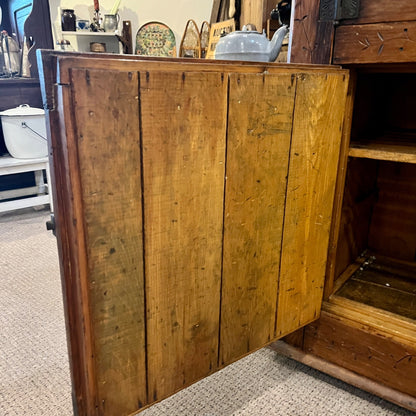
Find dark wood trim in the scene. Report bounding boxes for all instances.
[289,0,334,64]
[340,0,416,26]
[38,51,98,415]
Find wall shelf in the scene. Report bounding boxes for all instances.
[61,31,118,36]
[61,31,121,53]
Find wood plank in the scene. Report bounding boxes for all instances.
[276,72,348,337]
[289,0,334,64]
[368,163,416,261]
[324,297,416,345]
[324,70,356,299]
[336,277,416,320]
[342,0,416,26]
[350,265,416,294]
[370,254,416,280]
[54,53,345,86]
[332,158,378,280]
[70,68,147,415]
[334,22,416,65]
[271,340,416,413]
[219,72,296,365]
[240,0,266,31]
[54,83,98,416]
[349,141,416,163]
[303,310,416,398]
[38,59,97,411]
[140,71,227,402]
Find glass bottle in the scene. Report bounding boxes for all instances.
[62,9,76,32]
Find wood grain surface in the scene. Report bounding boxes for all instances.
[70,69,147,415]
[276,72,348,337]
[349,142,416,164]
[335,255,416,320]
[342,0,416,25]
[140,70,227,402]
[219,72,296,364]
[240,0,267,31]
[323,71,356,299]
[304,310,416,398]
[334,22,416,64]
[368,162,416,261]
[289,0,334,64]
[41,52,350,416]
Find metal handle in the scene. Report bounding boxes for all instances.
[21,122,47,141]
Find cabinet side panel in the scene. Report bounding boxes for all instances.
[70,69,147,415]
[140,71,227,402]
[276,72,348,337]
[220,72,295,365]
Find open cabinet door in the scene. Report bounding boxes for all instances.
[39,51,348,416]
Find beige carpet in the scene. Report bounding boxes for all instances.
[0,209,414,416]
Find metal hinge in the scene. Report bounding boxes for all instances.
[319,0,360,22]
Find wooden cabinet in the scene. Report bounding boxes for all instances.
[39,51,348,416]
[275,0,416,412]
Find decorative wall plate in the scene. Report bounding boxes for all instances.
[135,21,176,57]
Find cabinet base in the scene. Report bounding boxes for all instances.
[270,339,416,412]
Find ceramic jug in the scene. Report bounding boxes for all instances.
[103,14,119,32]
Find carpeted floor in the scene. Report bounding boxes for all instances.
[0,208,414,416]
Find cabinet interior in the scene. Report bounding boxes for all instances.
[331,71,416,322]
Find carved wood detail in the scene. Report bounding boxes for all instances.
[334,21,416,64]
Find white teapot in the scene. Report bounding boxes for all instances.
[215,25,288,62]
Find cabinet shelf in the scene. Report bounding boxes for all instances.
[334,253,416,321]
[349,139,416,163]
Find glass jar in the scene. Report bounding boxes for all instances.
[62,9,76,32]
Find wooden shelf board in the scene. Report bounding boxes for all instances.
[349,141,416,163]
[334,254,416,321]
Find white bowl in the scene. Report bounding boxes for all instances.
[0,104,48,159]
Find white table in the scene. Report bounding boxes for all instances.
[0,155,53,213]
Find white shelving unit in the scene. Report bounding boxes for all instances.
[61,31,121,54]
[0,156,53,213]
